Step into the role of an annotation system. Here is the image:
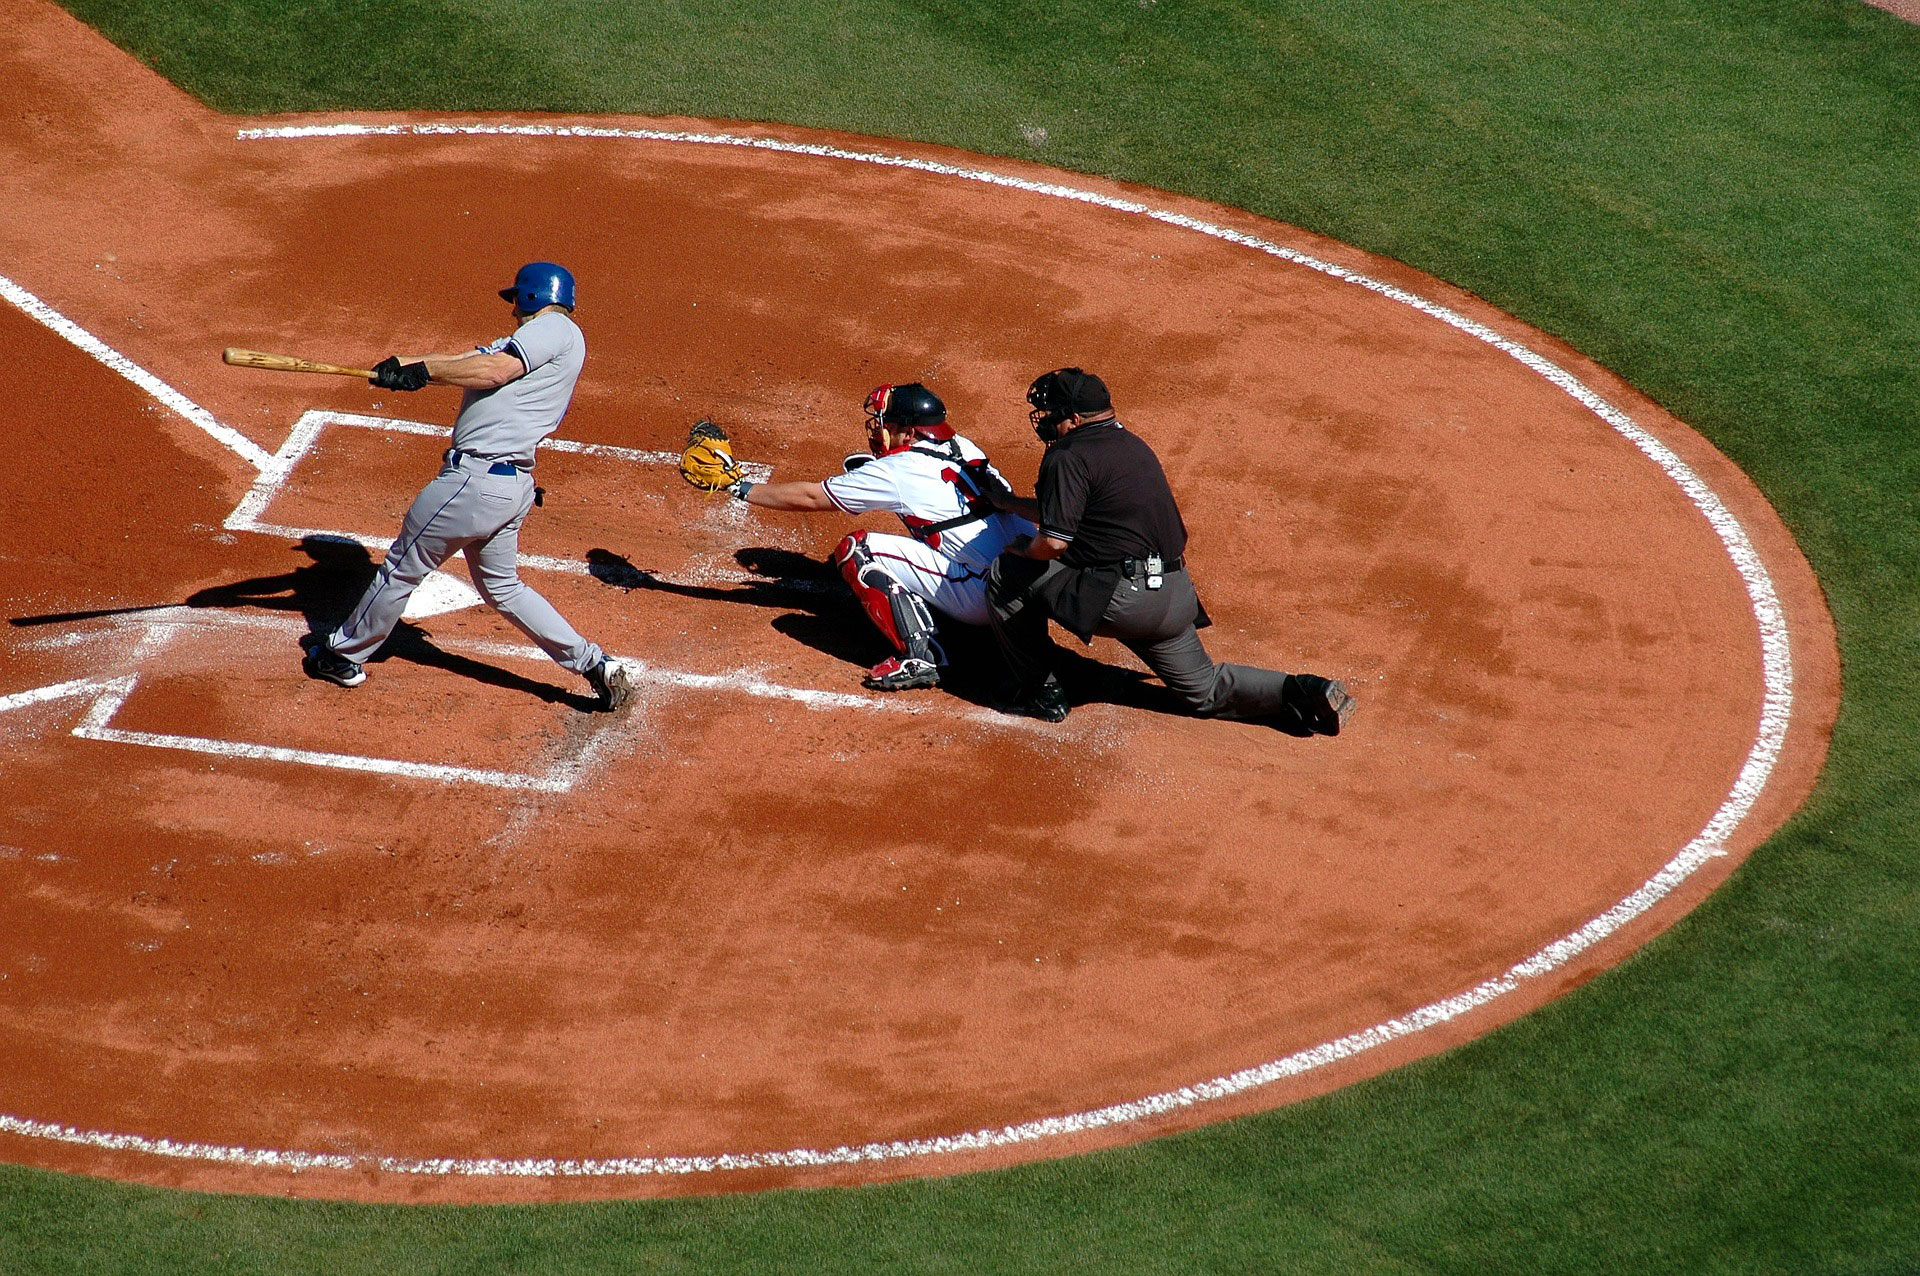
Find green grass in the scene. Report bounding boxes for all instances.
[13,0,1920,1270]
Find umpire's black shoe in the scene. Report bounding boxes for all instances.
[995,676,1070,723]
[586,659,634,713]
[300,636,365,688]
[1290,674,1355,736]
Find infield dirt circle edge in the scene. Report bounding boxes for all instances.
[0,0,1841,1203]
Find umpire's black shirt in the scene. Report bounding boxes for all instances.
[1037,420,1188,567]
[1032,419,1190,640]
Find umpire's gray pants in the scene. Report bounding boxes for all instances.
[1100,569,1293,720]
[989,559,1293,720]
[328,455,604,674]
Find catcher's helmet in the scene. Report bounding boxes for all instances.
[863,382,951,454]
[865,382,946,428]
[499,262,576,313]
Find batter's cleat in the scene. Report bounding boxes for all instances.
[586,659,634,713]
[995,676,1070,723]
[862,656,941,692]
[301,639,365,689]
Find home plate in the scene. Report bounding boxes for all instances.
[402,570,483,619]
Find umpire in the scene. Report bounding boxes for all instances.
[982,368,1354,733]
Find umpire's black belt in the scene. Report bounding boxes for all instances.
[1115,555,1183,578]
[446,448,528,476]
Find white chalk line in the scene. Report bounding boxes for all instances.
[0,123,1800,1179]
[224,409,775,587]
[0,620,586,791]
[0,273,273,471]
[19,620,1034,748]
[72,672,577,792]
[2,611,923,789]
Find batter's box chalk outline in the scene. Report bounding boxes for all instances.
[0,612,928,792]
[0,666,605,793]
[0,272,786,597]
[225,409,776,579]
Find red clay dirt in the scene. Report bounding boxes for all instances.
[0,0,1839,1203]
[1864,0,1920,23]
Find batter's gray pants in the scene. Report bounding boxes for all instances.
[328,454,605,674]
[989,560,1295,720]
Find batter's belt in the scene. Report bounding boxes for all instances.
[445,447,531,476]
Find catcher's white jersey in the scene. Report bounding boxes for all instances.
[821,434,1033,577]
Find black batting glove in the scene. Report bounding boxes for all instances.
[371,356,430,392]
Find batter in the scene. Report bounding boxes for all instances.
[301,263,632,712]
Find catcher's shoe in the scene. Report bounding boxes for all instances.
[586,659,634,713]
[863,656,941,692]
[301,638,365,689]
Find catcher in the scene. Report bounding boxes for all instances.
[678,384,1034,691]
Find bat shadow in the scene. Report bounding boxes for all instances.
[9,534,377,635]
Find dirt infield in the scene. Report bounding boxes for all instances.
[1865,0,1920,24]
[0,0,1839,1203]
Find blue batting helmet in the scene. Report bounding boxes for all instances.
[498,262,576,313]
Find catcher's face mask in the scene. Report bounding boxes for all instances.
[864,384,895,456]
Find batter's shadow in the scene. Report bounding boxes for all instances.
[211,539,603,708]
[8,535,599,710]
[238,539,597,708]
[8,533,377,634]
[369,626,602,711]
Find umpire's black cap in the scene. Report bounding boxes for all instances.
[1032,367,1111,416]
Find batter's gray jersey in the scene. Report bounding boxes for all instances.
[448,309,585,467]
[325,306,605,678]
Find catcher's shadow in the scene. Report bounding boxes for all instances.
[586,546,885,670]
[580,546,1235,720]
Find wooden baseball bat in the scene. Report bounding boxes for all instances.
[222,347,377,379]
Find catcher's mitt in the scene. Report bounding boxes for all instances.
[678,420,744,492]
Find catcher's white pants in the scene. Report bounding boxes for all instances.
[328,453,605,673]
[858,532,993,627]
